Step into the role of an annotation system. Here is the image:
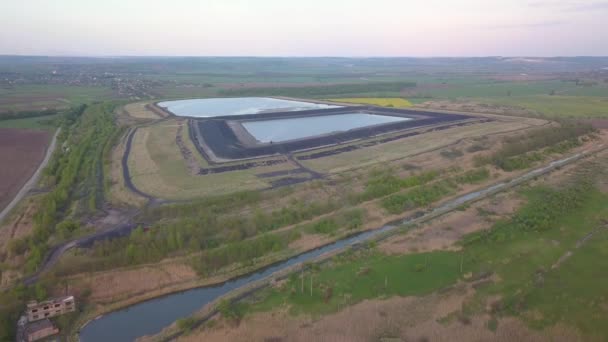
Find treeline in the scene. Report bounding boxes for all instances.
[475,123,594,171]
[158,196,339,245]
[142,191,263,221]
[218,81,416,97]
[67,169,446,276]
[0,108,61,121]
[354,169,440,203]
[303,208,365,235]
[382,180,456,214]
[192,209,365,276]
[57,196,341,275]
[57,222,303,277]
[380,168,491,214]
[191,231,301,276]
[56,167,467,277]
[454,168,490,184]
[0,281,50,341]
[6,103,118,272]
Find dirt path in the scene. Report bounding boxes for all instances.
[175,120,201,175]
[23,208,140,285]
[121,127,166,204]
[551,221,608,270]
[0,128,60,224]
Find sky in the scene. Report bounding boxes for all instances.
[1,0,607,57]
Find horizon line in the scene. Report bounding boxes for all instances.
[1,54,608,59]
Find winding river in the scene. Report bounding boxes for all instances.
[79,151,589,342]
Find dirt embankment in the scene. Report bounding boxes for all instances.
[69,263,198,305]
[379,192,523,254]
[417,100,538,117]
[180,282,579,342]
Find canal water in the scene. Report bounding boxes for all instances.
[79,225,394,341]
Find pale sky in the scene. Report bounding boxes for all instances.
[1,0,607,56]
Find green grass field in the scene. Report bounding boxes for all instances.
[297,120,536,174]
[402,77,607,118]
[0,85,115,112]
[245,167,608,338]
[479,95,608,118]
[128,120,296,199]
[0,113,61,130]
[250,250,460,316]
[328,97,413,107]
[462,185,608,338]
[409,79,607,99]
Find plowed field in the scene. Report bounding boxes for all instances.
[0,128,50,211]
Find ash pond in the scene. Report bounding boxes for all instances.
[242,113,410,143]
[157,97,339,118]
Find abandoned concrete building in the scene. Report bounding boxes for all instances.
[26,295,75,322]
[23,319,59,342]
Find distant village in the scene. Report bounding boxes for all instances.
[0,67,159,100]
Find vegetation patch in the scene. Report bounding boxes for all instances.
[190,230,302,276]
[460,174,608,338]
[381,181,455,214]
[0,113,61,130]
[218,82,416,98]
[328,98,412,108]
[243,164,608,340]
[355,169,440,203]
[302,208,365,236]
[481,95,608,118]
[248,249,460,316]
[7,104,118,273]
[453,168,490,184]
[440,149,464,159]
[474,123,593,171]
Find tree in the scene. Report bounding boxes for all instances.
[126,244,136,262]
[34,283,47,301]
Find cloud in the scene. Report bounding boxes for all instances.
[489,20,566,30]
[568,1,608,11]
[528,1,608,11]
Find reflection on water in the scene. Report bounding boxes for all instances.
[157,97,340,118]
[242,113,409,143]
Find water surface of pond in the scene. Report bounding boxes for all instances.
[243,113,409,142]
[157,97,339,117]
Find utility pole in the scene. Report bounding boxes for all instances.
[301,268,304,293]
[310,274,313,297]
[460,252,464,274]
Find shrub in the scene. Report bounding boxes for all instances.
[176,317,197,332]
